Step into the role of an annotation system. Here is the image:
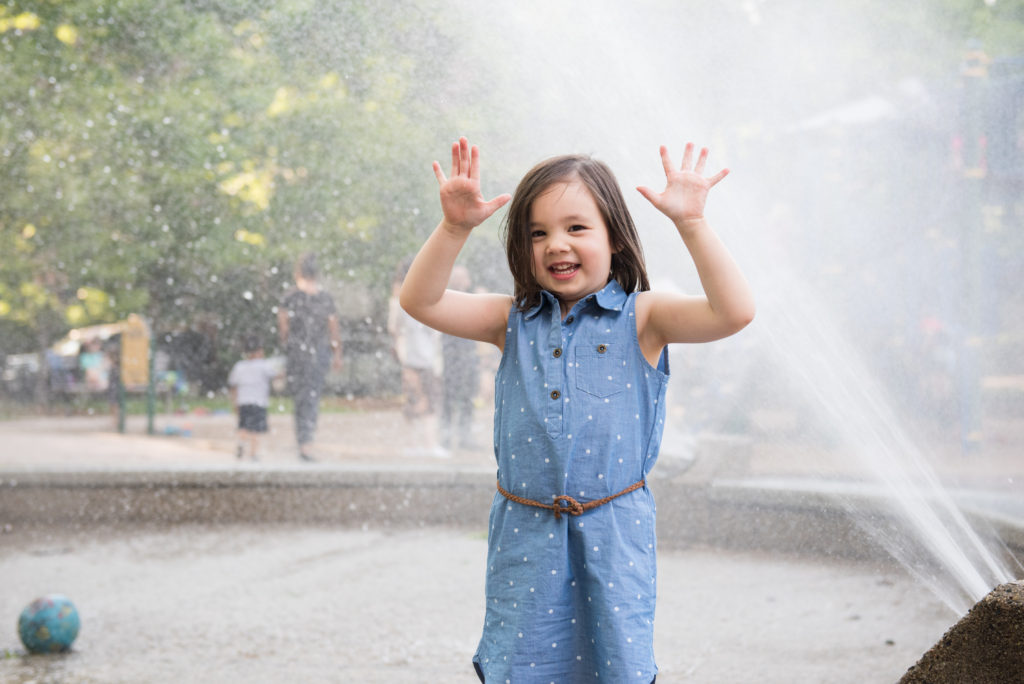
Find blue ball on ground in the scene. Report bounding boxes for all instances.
[18,594,80,654]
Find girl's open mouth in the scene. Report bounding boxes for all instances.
[548,263,580,280]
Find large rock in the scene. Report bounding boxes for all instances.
[900,580,1024,683]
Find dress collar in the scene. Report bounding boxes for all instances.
[523,281,628,320]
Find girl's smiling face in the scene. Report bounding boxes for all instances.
[529,179,617,316]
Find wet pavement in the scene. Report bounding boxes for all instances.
[0,406,1020,682]
[1,525,952,684]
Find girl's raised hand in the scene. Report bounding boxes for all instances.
[433,137,511,232]
[636,143,728,226]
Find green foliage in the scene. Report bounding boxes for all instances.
[1,0,1021,368]
[0,0,480,361]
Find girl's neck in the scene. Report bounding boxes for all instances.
[558,299,575,319]
[553,282,610,318]
[556,292,591,319]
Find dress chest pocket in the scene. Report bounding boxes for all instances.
[574,340,629,398]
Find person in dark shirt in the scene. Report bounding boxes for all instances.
[277,253,343,461]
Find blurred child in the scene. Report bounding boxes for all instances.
[227,336,282,461]
[79,339,110,392]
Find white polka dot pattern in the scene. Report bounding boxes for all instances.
[476,284,669,681]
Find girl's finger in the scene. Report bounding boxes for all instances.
[483,193,512,214]
[636,185,658,206]
[450,141,460,178]
[470,144,481,181]
[680,142,695,171]
[694,147,709,175]
[658,146,674,177]
[458,137,471,176]
[707,167,730,187]
[432,160,447,186]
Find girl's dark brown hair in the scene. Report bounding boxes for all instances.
[502,154,650,311]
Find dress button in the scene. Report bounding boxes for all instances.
[565,316,574,325]
[553,348,562,358]
[550,390,561,400]
[597,344,607,353]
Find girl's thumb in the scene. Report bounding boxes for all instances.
[486,194,512,212]
[636,186,657,204]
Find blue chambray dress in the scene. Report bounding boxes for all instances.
[473,281,670,683]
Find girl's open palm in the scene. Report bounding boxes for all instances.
[433,137,511,231]
[637,143,728,225]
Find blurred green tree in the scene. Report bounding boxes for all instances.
[0,0,492,395]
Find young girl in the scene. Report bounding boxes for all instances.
[400,137,754,682]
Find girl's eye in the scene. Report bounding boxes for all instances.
[568,224,587,232]
[531,230,546,239]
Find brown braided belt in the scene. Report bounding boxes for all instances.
[496,479,645,520]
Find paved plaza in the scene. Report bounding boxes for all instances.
[0,407,1020,682]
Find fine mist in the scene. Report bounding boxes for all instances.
[425,0,1022,614]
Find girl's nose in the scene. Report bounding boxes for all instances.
[546,234,569,254]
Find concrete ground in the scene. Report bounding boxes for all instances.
[1,525,952,684]
[0,406,1020,682]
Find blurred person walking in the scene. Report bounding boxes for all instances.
[388,258,447,458]
[440,265,481,450]
[104,335,122,429]
[278,253,343,461]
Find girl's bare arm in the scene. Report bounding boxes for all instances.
[399,137,513,348]
[635,144,755,361]
[400,221,512,347]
